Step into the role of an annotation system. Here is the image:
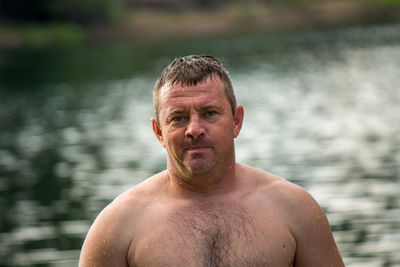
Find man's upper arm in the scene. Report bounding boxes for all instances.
[285,184,344,267]
[79,203,131,267]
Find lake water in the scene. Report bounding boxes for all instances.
[1,23,400,266]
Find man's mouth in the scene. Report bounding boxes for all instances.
[183,138,213,154]
[185,146,210,152]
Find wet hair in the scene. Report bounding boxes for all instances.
[153,55,237,123]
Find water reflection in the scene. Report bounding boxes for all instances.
[233,31,400,266]
[1,23,400,266]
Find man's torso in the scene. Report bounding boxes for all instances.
[127,170,296,266]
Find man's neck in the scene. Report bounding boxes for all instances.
[165,163,238,197]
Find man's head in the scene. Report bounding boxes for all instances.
[153,55,237,124]
[151,55,244,181]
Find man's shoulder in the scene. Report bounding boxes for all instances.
[113,171,166,207]
[240,163,329,231]
[93,172,167,226]
[239,163,317,209]
[238,164,344,266]
[79,173,168,266]
[238,163,291,189]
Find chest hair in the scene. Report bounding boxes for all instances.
[170,203,269,267]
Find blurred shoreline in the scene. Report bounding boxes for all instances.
[1,1,400,48]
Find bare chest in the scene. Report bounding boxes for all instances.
[130,204,295,267]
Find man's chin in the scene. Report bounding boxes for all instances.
[183,158,216,176]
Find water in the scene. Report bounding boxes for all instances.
[1,23,400,266]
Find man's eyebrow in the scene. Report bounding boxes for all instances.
[167,109,186,115]
[164,109,187,120]
[200,104,224,111]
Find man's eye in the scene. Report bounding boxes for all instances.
[206,111,216,117]
[173,116,184,122]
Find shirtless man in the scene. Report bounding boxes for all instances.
[79,55,344,266]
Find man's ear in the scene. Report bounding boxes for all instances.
[151,118,165,147]
[233,105,244,138]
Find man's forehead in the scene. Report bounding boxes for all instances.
[159,75,224,97]
[159,80,227,116]
[165,99,222,112]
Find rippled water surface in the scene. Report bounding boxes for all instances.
[1,23,400,266]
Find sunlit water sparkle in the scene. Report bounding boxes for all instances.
[1,23,400,266]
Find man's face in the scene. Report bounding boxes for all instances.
[152,76,243,177]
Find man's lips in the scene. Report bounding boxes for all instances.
[183,145,214,155]
[185,146,210,152]
[183,138,213,154]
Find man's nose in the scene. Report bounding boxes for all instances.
[185,115,204,140]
